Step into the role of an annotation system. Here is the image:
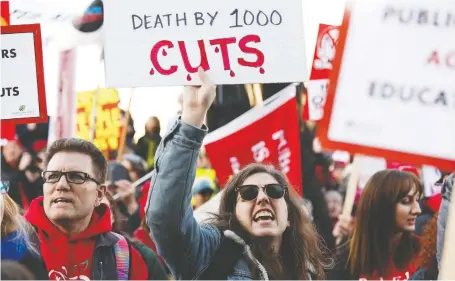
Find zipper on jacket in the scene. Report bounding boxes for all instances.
[98,261,104,280]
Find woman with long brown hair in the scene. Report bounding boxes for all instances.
[145,70,328,280]
[213,164,328,279]
[328,169,422,280]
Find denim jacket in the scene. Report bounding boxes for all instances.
[145,119,314,280]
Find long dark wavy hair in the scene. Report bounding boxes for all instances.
[209,163,328,279]
[348,169,422,278]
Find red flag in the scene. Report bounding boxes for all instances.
[204,86,303,195]
[1,1,9,26]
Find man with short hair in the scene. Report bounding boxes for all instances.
[25,138,164,280]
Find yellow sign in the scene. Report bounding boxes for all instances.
[196,168,217,189]
[76,89,122,153]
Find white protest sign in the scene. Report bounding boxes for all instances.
[306,79,328,120]
[103,0,307,87]
[319,0,455,171]
[1,24,48,124]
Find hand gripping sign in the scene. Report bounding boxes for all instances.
[1,24,48,125]
[317,0,455,171]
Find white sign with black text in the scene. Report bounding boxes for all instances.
[1,31,41,120]
[323,0,455,169]
[103,0,308,87]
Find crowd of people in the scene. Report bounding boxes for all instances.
[1,70,453,280]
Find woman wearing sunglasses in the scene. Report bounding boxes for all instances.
[145,70,327,280]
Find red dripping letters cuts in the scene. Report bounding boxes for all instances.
[149,35,265,79]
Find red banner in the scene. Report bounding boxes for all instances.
[1,1,9,26]
[204,85,303,195]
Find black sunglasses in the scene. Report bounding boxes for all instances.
[235,184,287,201]
[42,171,100,185]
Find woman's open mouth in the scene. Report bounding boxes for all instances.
[253,210,275,223]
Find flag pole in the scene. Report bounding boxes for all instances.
[116,89,134,160]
